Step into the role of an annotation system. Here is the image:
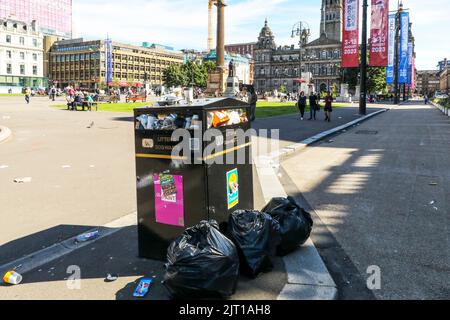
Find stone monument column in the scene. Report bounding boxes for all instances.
[206,0,228,96]
[216,0,225,70]
[216,0,226,93]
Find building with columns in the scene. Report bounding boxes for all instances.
[254,0,343,93]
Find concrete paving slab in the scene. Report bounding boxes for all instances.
[283,239,336,287]
[277,284,337,300]
[281,102,450,299]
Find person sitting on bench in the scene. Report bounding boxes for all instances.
[72,94,83,111]
[85,95,94,111]
[66,94,74,110]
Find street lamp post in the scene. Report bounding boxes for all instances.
[291,21,310,93]
[360,0,368,115]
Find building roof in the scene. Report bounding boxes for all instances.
[259,18,274,38]
[205,50,251,63]
[417,70,440,75]
[307,33,341,47]
[225,42,257,46]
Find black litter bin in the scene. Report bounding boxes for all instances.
[134,98,254,260]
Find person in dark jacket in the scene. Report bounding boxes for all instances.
[324,91,333,122]
[248,85,258,121]
[72,94,83,111]
[308,92,318,120]
[297,91,307,120]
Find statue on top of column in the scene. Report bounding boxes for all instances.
[228,59,236,78]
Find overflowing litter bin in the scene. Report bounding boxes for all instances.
[134,98,254,260]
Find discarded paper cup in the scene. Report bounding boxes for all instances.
[3,270,23,285]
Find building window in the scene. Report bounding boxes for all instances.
[6,35,11,43]
[33,39,38,47]
[7,64,12,74]
[6,50,12,58]
[33,65,38,75]
[20,37,25,45]
[20,52,25,60]
[33,53,37,61]
[20,65,25,75]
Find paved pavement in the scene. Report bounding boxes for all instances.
[0,96,385,299]
[253,105,384,151]
[281,101,450,299]
[0,96,137,265]
[0,225,287,300]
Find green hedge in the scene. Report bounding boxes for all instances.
[433,98,450,108]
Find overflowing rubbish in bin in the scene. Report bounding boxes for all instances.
[227,210,281,278]
[164,220,240,300]
[262,197,313,256]
[134,98,253,261]
[135,108,248,131]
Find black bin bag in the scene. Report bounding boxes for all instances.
[227,210,281,278]
[262,196,313,256]
[164,220,240,300]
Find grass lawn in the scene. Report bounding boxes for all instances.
[51,100,353,119]
[52,101,150,112]
[255,101,352,118]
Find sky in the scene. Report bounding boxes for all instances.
[72,0,450,70]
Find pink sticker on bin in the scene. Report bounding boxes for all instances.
[154,174,185,227]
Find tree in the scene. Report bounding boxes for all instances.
[343,68,359,91]
[342,66,387,94]
[163,61,217,89]
[203,61,216,74]
[367,67,387,94]
[182,61,203,87]
[163,65,187,88]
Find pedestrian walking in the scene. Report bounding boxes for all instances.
[297,91,307,120]
[308,92,318,120]
[324,91,333,122]
[24,87,31,104]
[50,86,56,101]
[424,94,429,105]
[248,85,258,121]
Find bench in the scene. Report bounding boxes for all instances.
[97,94,120,103]
[67,101,98,111]
[81,101,98,111]
[126,94,147,103]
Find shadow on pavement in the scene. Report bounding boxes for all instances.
[0,224,96,266]
[279,103,450,299]
[1,224,287,300]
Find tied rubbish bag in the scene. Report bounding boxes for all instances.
[227,210,281,278]
[262,196,313,256]
[164,220,239,300]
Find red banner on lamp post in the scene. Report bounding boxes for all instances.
[370,0,389,66]
[342,0,360,68]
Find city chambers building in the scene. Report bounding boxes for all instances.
[48,38,184,90]
[254,0,343,93]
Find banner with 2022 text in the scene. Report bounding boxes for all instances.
[342,0,360,68]
[370,0,389,67]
